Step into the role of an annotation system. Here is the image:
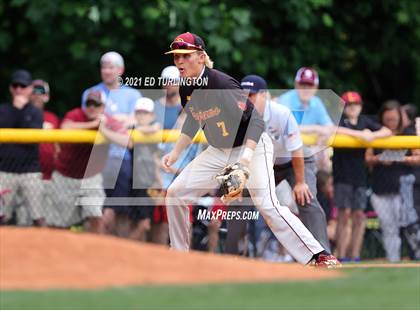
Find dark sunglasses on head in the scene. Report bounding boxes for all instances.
[33,85,47,95]
[170,41,203,51]
[11,83,28,89]
[86,100,103,108]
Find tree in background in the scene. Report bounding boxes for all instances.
[1,0,419,116]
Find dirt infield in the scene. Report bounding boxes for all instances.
[0,227,340,290]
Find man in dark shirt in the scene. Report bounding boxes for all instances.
[161,32,340,267]
[0,70,45,226]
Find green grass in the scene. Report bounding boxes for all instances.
[1,268,419,310]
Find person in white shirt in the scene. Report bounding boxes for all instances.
[241,75,331,253]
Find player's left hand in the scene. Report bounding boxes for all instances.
[215,162,250,204]
[293,182,313,206]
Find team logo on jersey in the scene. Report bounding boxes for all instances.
[237,101,247,111]
[189,106,221,121]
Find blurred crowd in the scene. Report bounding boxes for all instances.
[1,51,419,263]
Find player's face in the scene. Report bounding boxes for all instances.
[295,83,318,104]
[250,91,267,114]
[135,110,155,125]
[101,62,124,86]
[30,93,49,109]
[173,52,204,78]
[344,103,362,119]
[382,109,400,131]
[10,83,33,99]
[85,103,105,120]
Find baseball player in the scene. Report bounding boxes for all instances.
[241,75,331,253]
[162,32,340,267]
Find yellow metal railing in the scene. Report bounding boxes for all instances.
[0,129,419,149]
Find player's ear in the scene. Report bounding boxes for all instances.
[197,52,206,65]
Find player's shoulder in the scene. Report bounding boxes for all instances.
[0,102,10,110]
[82,82,104,95]
[207,68,240,89]
[270,100,292,113]
[44,110,60,124]
[277,89,296,105]
[64,107,85,121]
[120,85,141,96]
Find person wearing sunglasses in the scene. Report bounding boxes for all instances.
[0,70,46,227]
[30,79,60,178]
[161,32,339,267]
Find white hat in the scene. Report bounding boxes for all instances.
[135,97,154,113]
[160,66,180,80]
[100,51,124,68]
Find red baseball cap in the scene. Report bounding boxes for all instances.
[165,32,206,54]
[295,67,319,86]
[341,91,363,105]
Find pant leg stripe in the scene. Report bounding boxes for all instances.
[261,135,316,255]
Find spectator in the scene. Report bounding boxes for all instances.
[276,67,334,170]
[48,90,130,233]
[129,97,162,242]
[366,100,418,262]
[333,91,391,262]
[399,104,420,260]
[81,51,141,236]
[154,66,182,129]
[401,104,420,217]
[30,79,61,227]
[30,79,60,179]
[0,70,45,227]
[242,74,331,253]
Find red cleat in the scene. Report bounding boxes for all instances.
[313,254,342,268]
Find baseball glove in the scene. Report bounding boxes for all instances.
[215,162,250,204]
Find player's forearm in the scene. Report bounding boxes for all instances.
[137,123,161,134]
[403,153,420,166]
[299,124,329,135]
[239,139,257,166]
[100,126,133,148]
[365,148,379,166]
[291,149,305,184]
[172,133,193,156]
[336,126,364,138]
[61,120,98,129]
[371,126,392,139]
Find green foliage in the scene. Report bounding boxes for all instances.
[1,0,419,116]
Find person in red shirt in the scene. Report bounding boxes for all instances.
[48,90,131,233]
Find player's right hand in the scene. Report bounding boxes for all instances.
[12,95,29,109]
[162,152,178,172]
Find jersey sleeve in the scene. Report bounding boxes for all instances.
[283,109,303,152]
[220,79,265,144]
